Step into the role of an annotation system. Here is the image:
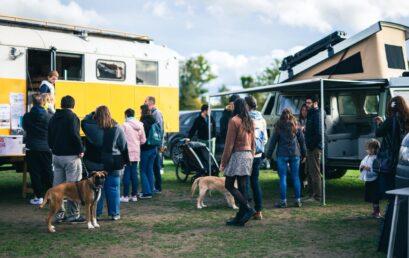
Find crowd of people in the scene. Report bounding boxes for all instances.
[23,71,165,223]
[217,93,409,232]
[22,71,409,244]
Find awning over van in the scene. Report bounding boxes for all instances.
[208,78,386,97]
[207,78,386,206]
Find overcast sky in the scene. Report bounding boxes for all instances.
[1,0,409,92]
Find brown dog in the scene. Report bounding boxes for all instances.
[39,171,107,233]
[191,176,238,210]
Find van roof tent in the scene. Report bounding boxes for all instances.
[279,21,409,82]
[0,14,152,43]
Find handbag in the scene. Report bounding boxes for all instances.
[373,116,404,174]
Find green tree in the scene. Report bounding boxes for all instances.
[215,84,230,108]
[240,59,281,110]
[179,55,217,110]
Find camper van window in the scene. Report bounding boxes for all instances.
[56,53,83,81]
[338,95,358,115]
[363,95,379,114]
[264,96,276,115]
[136,60,158,85]
[385,44,406,69]
[96,60,126,81]
[277,95,304,115]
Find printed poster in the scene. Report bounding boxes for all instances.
[9,93,25,130]
[0,104,11,129]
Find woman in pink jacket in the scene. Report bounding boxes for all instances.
[120,108,146,202]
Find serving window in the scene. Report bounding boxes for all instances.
[96,59,126,81]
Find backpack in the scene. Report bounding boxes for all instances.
[147,122,162,146]
[254,127,265,154]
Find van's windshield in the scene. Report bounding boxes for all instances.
[277,95,304,115]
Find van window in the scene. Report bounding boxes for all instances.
[136,60,158,85]
[96,60,126,81]
[364,95,379,114]
[264,95,275,115]
[277,95,304,115]
[338,95,358,115]
[56,53,83,81]
[385,44,406,69]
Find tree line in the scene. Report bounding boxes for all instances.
[179,55,281,110]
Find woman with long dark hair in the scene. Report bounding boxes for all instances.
[267,108,306,208]
[82,105,127,221]
[298,104,308,132]
[220,98,255,226]
[376,96,409,254]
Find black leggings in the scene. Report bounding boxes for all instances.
[225,176,249,212]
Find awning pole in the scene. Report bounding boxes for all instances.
[207,94,212,177]
[320,79,326,206]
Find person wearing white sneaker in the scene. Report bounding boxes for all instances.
[122,108,146,205]
[23,94,53,207]
[30,197,44,205]
[130,196,138,202]
[120,196,129,203]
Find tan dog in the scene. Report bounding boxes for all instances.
[39,171,107,233]
[191,176,238,210]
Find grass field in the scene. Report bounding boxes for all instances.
[0,161,385,257]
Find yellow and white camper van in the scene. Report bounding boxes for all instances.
[0,15,180,139]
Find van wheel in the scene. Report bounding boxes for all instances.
[325,168,347,179]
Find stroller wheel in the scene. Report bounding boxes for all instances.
[175,163,189,182]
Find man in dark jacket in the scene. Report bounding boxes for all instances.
[188,104,216,154]
[48,95,84,222]
[22,93,53,205]
[219,94,240,144]
[304,96,323,202]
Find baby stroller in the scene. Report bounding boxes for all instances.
[174,139,219,182]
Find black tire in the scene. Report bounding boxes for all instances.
[170,140,183,165]
[325,168,347,179]
[175,163,189,182]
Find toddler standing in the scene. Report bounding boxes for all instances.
[359,139,381,218]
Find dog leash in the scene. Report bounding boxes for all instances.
[75,181,86,206]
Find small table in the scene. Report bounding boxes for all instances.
[0,154,32,198]
[386,187,409,258]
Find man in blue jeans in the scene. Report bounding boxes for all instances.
[145,96,164,193]
[245,96,268,219]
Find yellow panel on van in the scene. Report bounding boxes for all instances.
[0,78,25,135]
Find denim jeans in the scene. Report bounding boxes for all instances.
[97,174,121,217]
[276,156,301,201]
[140,148,157,195]
[122,162,138,197]
[153,150,162,192]
[249,157,263,211]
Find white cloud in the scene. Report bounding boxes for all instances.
[206,0,409,32]
[0,0,105,26]
[201,46,304,92]
[143,1,170,18]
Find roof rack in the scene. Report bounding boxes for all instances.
[0,14,152,43]
[280,31,347,71]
